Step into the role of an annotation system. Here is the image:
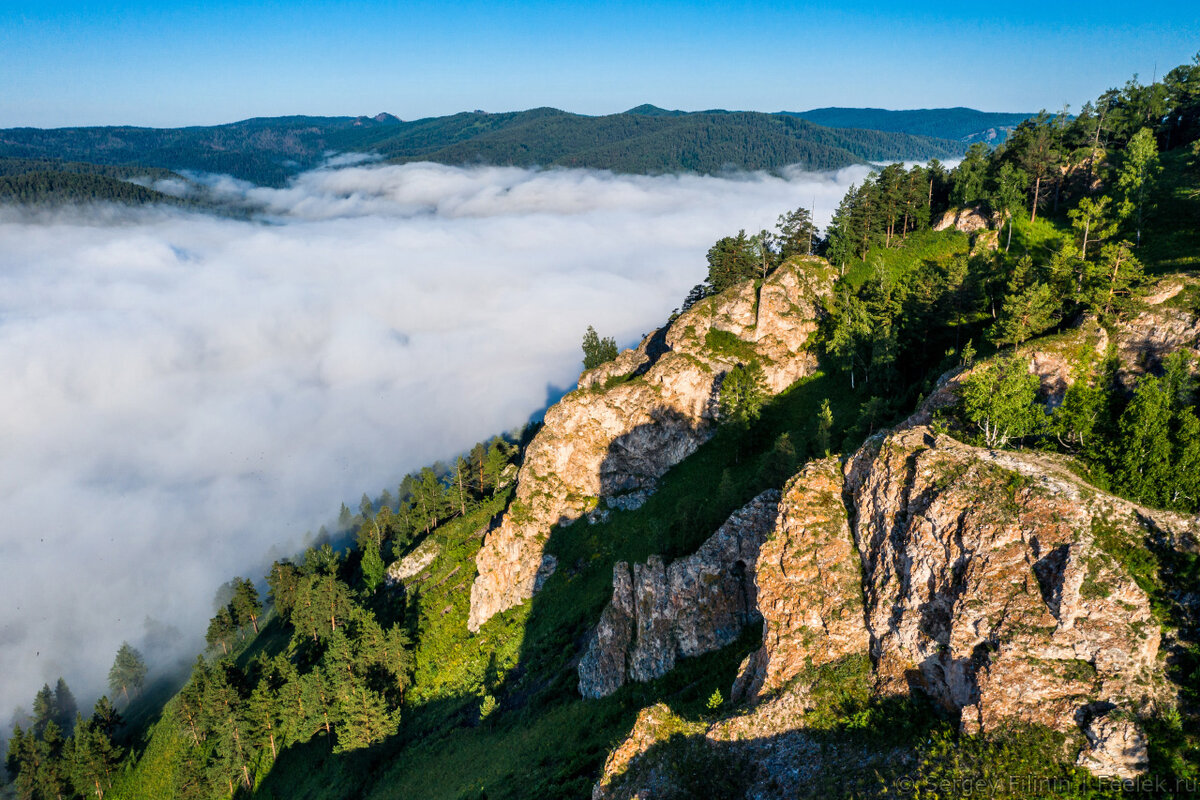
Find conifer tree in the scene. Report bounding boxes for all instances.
[360,541,386,593]
[108,643,147,704]
[206,606,236,655]
[718,361,767,430]
[581,326,619,371]
[230,577,262,634]
[267,559,302,619]
[704,230,757,292]
[1114,375,1173,505]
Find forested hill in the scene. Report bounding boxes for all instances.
[791,106,1034,144]
[0,107,966,187]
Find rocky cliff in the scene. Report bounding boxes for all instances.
[578,491,782,698]
[467,258,835,631]
[589,329,1199,794]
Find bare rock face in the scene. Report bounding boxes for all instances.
[733,459,870,701]
[578,491,782,698]
[933,206,991,233]
[845,426,1165,766]
[1076,712,1151,779]
[384,537,441,586]
[595,417,1186,793]
[468,259,834,631]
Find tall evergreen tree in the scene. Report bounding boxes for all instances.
[107,643,147,704]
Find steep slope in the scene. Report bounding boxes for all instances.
[468,257,836,631]
[589,322,1199,797]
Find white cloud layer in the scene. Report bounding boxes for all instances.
[0,161,869,721]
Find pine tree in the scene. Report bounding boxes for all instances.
[991,282,1057,347]
[52,678,78,734]
[581,326,619,371]
[206,606,236,655]
[705,230,757,292]
[31,683,54,738]
[108,643,147,704]
[718,361,767,430]
[814,399,834,457]
[246,673,282,762]
[230,577,262,634]
[483,440,511,492]
[267,559,302,619]
[776,206,816,259]
[1114,375,1173,505]
[360,541,386,593]
[70,713,122,800]
[1089,241,1145,317]
[1068,195,1117,260]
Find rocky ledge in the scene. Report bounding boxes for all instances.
[467,258,835,631]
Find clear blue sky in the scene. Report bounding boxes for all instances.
[1,0,1197,128]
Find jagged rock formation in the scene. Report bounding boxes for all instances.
[468,259,835,631]
[578,491,781,698]
[933,206,991,233]
[732,459,869,700]
[845,425,1167,764]
[593,367,1195,794]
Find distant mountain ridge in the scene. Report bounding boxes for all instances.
[789,106,1034,144]
[0,106,972,188]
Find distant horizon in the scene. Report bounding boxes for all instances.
[0,103,1040,131]
[3,0,1195,129]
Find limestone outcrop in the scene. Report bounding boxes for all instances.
[578,492,782,698]
[468,259,835,631]
[844,426,1168,757]
[933,206,992,233]
[593,414,1191,795]
[384,537,441,586]
[732,459,870,701]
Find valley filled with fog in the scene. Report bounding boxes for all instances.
[0,160,871,721]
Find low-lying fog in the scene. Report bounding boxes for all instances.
[0,160,870,722]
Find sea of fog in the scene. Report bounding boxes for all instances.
[0,160,871,722]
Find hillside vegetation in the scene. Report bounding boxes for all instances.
[792,106,1033,143]
[0,107,969,188]
[5,56,1200,800]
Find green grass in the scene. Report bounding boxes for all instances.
[841,228,971,289]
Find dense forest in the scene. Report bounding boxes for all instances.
[792,107,1033,143]
[5,55,1200,800]
[0,107,970,187]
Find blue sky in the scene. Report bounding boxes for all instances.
[1,0,1197,127]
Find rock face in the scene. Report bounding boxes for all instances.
[1077,713,1151,779]
[578,491,782,698]
[384,537,441,586]
[468,259,834,631]
[732,459,870,701]
[594,413,1190,795]
[933,206,991,233]
[844,426,1165,754]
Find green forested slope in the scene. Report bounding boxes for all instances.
[792,106,1034,143]
[0,107,966,187]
